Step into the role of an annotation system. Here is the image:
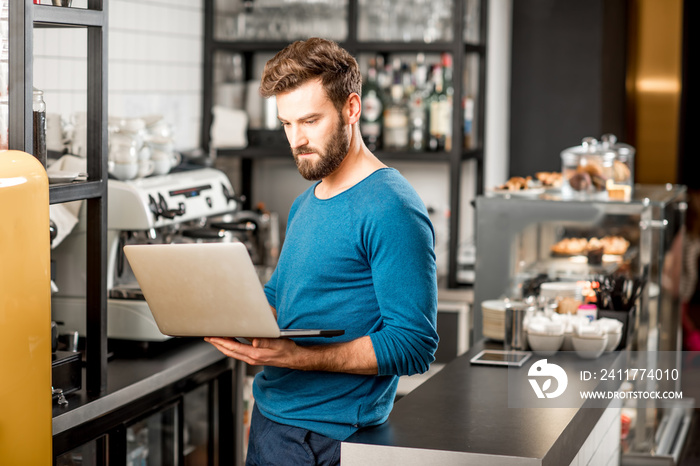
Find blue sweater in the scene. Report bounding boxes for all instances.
[256,167,439,441]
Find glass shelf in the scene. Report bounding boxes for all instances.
[213,0,348,42]
[357,0,454,43]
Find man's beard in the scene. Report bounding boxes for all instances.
[292,118,350,181]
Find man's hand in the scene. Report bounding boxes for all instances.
[205,335,378,375]
[205,337,303,368]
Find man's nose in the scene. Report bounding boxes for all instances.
[287,125,308,149]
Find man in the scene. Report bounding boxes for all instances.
[206,38,438,466]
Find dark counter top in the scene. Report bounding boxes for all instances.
[342,341,623,466]
[52,339,231,436]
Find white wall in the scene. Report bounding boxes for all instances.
[484,0,511,189]
[33,0,203,150]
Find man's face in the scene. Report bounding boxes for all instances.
[276,79,350,181]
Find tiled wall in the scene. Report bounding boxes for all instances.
[33,0,203,149]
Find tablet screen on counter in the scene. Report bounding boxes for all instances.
[469,349,532,367]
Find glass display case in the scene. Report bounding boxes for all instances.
[56,437,106,466]
[473,184,692,464]
[473,184,686,352]
[184,384,211,465]
[126,405,178,466]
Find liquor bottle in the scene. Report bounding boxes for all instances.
[427,64,447,151]
[441,53,454,152]
[376,55,392,98]
[401,62,414,101]
[463,95,474,149]
[413,53,429,96]
[427,54,454,152]
[382,59,409,150]
[408,55,429,151]
[408,92,427,151]
[360,58,384,151]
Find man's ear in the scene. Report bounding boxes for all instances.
[345,93,362,126]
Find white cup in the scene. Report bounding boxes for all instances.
[117,117,146,133]
[150,149,181,176]
[109,141,138,164]
[145,119,173,139]
[71,123,88,156]
[137,160,155,178]
[138,145,152,162]
[46,113,65,152]
[109,161,139,181]
[152,158,171,176]
[245,80,264,128]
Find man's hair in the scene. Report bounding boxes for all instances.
[259,38,362,113]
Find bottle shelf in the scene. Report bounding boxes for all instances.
[215,147,482,163]
[203,0,487,288]
[213,40,485,54]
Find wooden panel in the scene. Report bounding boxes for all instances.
[626,0,683,184]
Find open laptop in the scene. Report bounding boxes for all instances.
[123,242,344,339]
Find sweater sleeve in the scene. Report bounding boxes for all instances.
[365,194,439,377]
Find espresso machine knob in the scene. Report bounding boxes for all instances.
[158,193,185,219]
[222,183,246,208]
[148,194,162,220]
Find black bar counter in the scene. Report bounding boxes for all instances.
[342,341,623,465]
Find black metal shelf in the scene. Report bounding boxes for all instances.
[10,0,110,398]
[215,147,482,163]
[33,5,105,27]
[49,180,104,205]
[213,39,486,55]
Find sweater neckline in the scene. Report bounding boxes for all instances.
[312,167,394,201]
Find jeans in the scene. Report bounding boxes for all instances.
[246,404,341,466]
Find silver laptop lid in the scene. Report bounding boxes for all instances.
[123,242,282,338]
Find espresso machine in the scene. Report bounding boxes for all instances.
[51,167,250,341]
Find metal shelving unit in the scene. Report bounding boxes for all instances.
[201,0,488,288]
[9,0,108,396]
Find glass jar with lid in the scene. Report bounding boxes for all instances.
[560,135,635,201]
[32,88,47,168]
[601,133,635,197]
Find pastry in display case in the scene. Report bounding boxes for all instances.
[535,171,563,188]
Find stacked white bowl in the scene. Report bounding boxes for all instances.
[521,312,619,359]
[526,317,565,356]
[571,322,608,359]
[558,314,589,351]
[597,318,624,351]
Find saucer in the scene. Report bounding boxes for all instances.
[48,171,84,184]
